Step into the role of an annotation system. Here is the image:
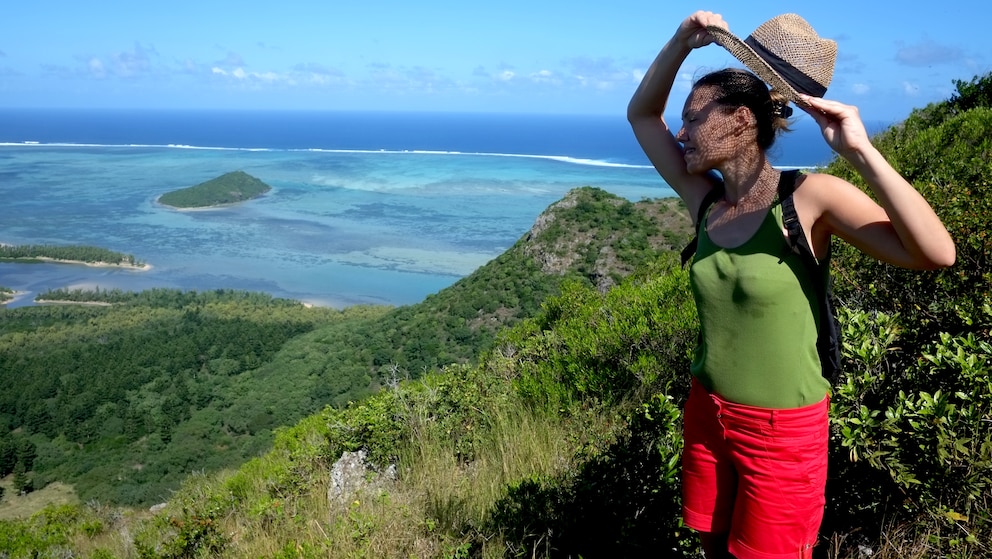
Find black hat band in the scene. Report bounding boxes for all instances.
[744,36,828,97]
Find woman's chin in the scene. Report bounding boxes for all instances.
[685,161,708,175]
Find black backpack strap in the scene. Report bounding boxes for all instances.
[680,184,724,267]
[778,169,843,381]
[778,169,805,255]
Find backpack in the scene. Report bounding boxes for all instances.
[679,169,843,382]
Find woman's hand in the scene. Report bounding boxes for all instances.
[677,11,728,50]
[799,95,956,269]
[798,95,873,158]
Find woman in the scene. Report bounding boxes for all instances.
[627,11,955,559]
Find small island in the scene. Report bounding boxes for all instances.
[0,244,148,270]
[158,170,272,208]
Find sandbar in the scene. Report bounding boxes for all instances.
[2,256,152,271]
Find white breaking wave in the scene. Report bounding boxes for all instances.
[0,141,650,169]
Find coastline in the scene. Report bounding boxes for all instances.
[154,189,271,211]
[1,292,115,307]
[1,290,29,306]
[0,256,152,271]
[34,299,113,307]
[155,196,244,211]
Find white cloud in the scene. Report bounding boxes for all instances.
[529,69,557,84]
[562,56,628,90]
[498,70,515,81]
[852,83,870,95]
[293,62,343,78]
[113,43,155,76]
[902,81,920,95]
[88,58,106,78]
[70,43,157,80]
[303,70,344,86]
[211,66,289,83]
[214,51,245,69]
[675,70,696,92]
[895,38,964,67]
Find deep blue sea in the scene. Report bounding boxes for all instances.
[0,109,837,309]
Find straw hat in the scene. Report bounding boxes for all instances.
[707,14,836,106]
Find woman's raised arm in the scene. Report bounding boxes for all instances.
[627,11,727,215]
[800,95,956,269]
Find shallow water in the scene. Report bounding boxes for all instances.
[0,110,835,308]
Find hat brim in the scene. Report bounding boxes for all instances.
[706,25,809,108]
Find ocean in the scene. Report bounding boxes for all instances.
[0,109,837,309]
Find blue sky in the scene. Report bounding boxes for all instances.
[1,1,988,122]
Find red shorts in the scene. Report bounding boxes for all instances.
[681,378,829,559]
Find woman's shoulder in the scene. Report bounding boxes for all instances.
[794,169,890,243]
[795,170,849,188]
[794,171,863,206]
[791,170,876,256]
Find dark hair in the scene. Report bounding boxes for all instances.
[693,68,792,150]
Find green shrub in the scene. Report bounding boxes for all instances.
[824,307,992,555]
[134,475,232,558]
[0,504,86,558]
[817,73,992,556]
[503,255,696,413]
[489,392,690,558]
[826,80,992,355]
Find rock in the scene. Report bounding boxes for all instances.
[327,450,398,511]
[328,449,370,503]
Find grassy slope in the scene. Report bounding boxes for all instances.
[0,188,693,515]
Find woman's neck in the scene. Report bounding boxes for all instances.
[718,152,777,207]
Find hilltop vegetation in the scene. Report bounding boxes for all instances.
[1,74,990,558]
[158,170,271,208]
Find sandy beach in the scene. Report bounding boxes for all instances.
[34,256,154,271]
[1,254,152,271]
[34,299,113,306]
[1,290,29,306]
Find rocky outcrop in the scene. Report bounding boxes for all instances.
[327,450,397,507]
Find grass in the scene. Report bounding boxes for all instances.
[0,476,79,521]
[121,394,612,558]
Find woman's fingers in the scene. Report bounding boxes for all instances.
[681,11,726,49]
[799,95,872,155]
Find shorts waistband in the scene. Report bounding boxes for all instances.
[690,377,829,424]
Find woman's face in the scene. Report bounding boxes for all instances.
[676,86,739,174]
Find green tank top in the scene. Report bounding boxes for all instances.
[689,202,831,409]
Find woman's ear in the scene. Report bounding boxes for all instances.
[732,105,757,137]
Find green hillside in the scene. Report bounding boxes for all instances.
[1,74,990,558]
[158,170,271,208]
[0,190,692,508]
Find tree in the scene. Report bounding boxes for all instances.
[13,462,33,495]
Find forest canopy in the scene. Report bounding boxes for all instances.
[158,170,271,208]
